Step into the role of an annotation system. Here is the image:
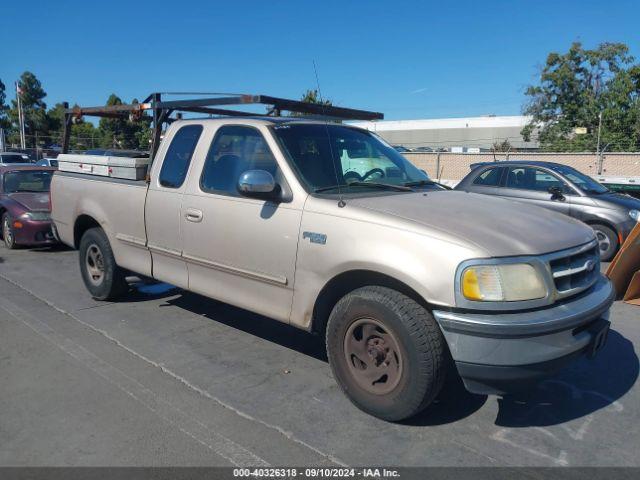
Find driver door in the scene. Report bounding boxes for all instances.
[181,125,302,323]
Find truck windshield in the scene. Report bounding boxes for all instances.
[3,170,53,193]
[548,164,609,194]
[272,124,430,193]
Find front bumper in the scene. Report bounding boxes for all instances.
[433,276,615,395]
[13,219,57,246]
[619,218,638,242]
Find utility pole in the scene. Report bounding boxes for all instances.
[16,82,26,149]
[596,111,603,174]
[0,128,5,152]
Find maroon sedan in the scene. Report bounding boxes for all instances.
[0,165,57,249]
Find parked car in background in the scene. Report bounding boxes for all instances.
[0,166,57,249]
[36,158,59,168]
[0,152,31,164]
[392,145,413,153]
[455,160,640,260]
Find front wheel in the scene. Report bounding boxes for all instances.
[78,227,129,300]
[326,286,447,421]
[592,224,618,262]
[2,213,17,249]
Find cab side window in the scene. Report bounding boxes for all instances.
[473,167,502,186]
[158,125,203,188]
[200,126,279,195]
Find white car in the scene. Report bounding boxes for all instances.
[0,152,31,165]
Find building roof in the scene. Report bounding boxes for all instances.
[350,115,533,132]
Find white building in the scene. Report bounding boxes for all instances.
[350,115,538,151]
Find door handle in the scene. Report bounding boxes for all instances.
[184,208,203,223]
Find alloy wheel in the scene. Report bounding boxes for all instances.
[3,217,14,247]
[85,244,105,286]
[595,230,611,256]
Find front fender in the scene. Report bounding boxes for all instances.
[289,209,478,330]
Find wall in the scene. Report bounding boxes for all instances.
[403,152,640,181]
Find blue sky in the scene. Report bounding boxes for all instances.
[1,0,639,120]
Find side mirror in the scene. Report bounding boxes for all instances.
[548,186,565,200]
[237,170,279,200]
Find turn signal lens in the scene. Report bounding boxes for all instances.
[13,221,23,229]
[461,264,546,302]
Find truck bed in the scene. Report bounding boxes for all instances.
[51,171,152,277]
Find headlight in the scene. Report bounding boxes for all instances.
[461,263,546,301]
[21,212,51,221]
[630,209,640,222]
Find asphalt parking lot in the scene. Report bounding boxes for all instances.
[1,245,639,467]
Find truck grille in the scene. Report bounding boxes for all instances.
[548,241,600,300]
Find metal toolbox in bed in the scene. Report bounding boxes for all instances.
[57,154,150,180]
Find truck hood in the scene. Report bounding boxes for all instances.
[349,190,595,257]
[7,192,51,212]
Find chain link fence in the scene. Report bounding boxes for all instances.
[403,152,640,181]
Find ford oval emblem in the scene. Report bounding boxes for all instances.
[585,259,596,272]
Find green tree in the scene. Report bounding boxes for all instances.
[9,71,49,147]
[288,89,333,116]
[47,102,100,149]
[97,94,151,150]
[0,78,9,130]
[492,139,512,152]
[522,42,640,151]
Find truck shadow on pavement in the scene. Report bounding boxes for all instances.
[404,374,489,426]
[138,283,638,428]
[494,330,638,428]
[164,290,328,362]
[163,288,490,424]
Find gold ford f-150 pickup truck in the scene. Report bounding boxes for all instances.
[51,115,614,421]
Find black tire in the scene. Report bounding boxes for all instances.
[592,224,618,262]
[78,227,128,300]
[326,286,447,421]
[2,212,17,249]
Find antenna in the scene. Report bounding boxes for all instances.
[313,61,346,208]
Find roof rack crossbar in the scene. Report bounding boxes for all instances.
[61,92,384,157]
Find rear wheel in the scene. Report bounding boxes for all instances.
[78,227,128,300]
[326,286,447,421]
[592,224,618,262]
[2,213,17,249]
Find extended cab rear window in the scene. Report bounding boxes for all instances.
[158,125,203,188]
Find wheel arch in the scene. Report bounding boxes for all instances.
[73,214,102,249]
[582,218,622,244]
[311,269,433,336]
[0,205,8,239]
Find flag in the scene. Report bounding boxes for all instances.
[16,82,23,95]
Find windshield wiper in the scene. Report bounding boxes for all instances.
[314,182,412,193]
[403,179,436,187]
[348,181,413,191]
